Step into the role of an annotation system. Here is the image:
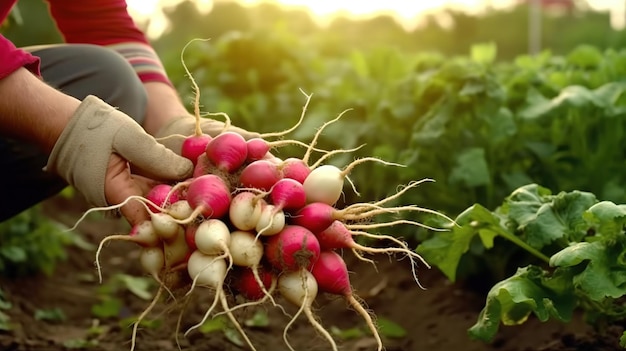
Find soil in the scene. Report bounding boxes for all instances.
[0,195,623,351]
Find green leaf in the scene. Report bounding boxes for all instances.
[199,315,227,334]
[417,204,499,281]
[91,298,122,319]
[331,326,364,340]
[551,241,626,300]
[468,266,576,342]
[244,310,270,328]
[505,185,597,248]
[583,201,626,238]
[35,308,66,322]
[0,247,27,262]
[376,317,406,339]
[116,274,153,300]
[449,148,491,187]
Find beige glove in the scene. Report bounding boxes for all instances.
[46,95,194,207]
[155,115,260,155]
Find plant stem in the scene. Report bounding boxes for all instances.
[494,227,551,264]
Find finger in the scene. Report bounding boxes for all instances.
[104,154,150,226]
[114,125,193,181]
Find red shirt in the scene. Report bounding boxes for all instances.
[0,0,168,84]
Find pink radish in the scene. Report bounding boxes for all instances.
[279,158,310,184]
[278,269,337,351]
[192,153,217,178]
[186,174,232,219]
[269,178,306,211]
[246,137,328,163]
[184,223,198,251]
[311,251,382,351]
[233,266,274,301]
[146,184,182,212]
[239,159,283,191]
[204,131,248,173]
[318,220,431,288]
[228,191,263,231]
[265,225,320,271]
[182,134,212,165]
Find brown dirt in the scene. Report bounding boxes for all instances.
[0,195,623,351]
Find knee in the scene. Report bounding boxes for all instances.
[36,44,148,123]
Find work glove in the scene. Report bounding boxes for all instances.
[46,95,194,207]
[155,115,260,155]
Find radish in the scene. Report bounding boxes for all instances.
[168,200,194,220]
[192,153,218,178]
[163,226,190,269]
[233,266,275,301]
[228,191,263,231]
[186,174,232,219]
[184,223,198,251]
[278,158,311,184]
[311,251,382,351]
[205,131,248,173]
[255,203,285,237]
[181,134,212,165]
[95,220,159,283]
[185,250,256,350]
[139,246,167,288]
[265,225,320,271]
[246,137,329,162]
[194,219,231,256]
[229,230,278,305]
[239,159,283,191]
[145,184,182,213]
[278,270,337,351]
[303,158,404,206]
[269,178,307,211]
[151,212,181,241]
[318,220,432,288]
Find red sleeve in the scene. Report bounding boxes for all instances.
[0,34,40,80]
[45,0,171,85]
[45,0,149,46]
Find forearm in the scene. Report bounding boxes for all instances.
[0,68,80,153]
[142,81,191,136]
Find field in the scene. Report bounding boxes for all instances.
[0,195,620,351]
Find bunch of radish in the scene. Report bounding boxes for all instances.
[73,44,453,351]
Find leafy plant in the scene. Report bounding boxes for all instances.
[92,274,154,319]
[0,205,79,277]
[417,184,626,345]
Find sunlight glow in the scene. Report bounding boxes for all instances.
[125,0,625,37]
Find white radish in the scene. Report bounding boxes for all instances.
[168,200,194,220]
[151,212,181,241]
[278,270,337,351]
[229,192,263,231]
[255,204,285,237]
[185,250,256,351]
[194,219,231,256]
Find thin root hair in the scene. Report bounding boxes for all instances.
[260,88,313,139]
[302,107,353,166]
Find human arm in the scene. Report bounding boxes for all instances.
[0,66,193,225]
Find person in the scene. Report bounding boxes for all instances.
[0,1,256,225]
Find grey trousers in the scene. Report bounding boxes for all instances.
[0,44,148,221]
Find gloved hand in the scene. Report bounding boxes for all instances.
[46,95,194,215]
[155,115,260,154]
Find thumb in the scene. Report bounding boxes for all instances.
[113,124,193,181]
